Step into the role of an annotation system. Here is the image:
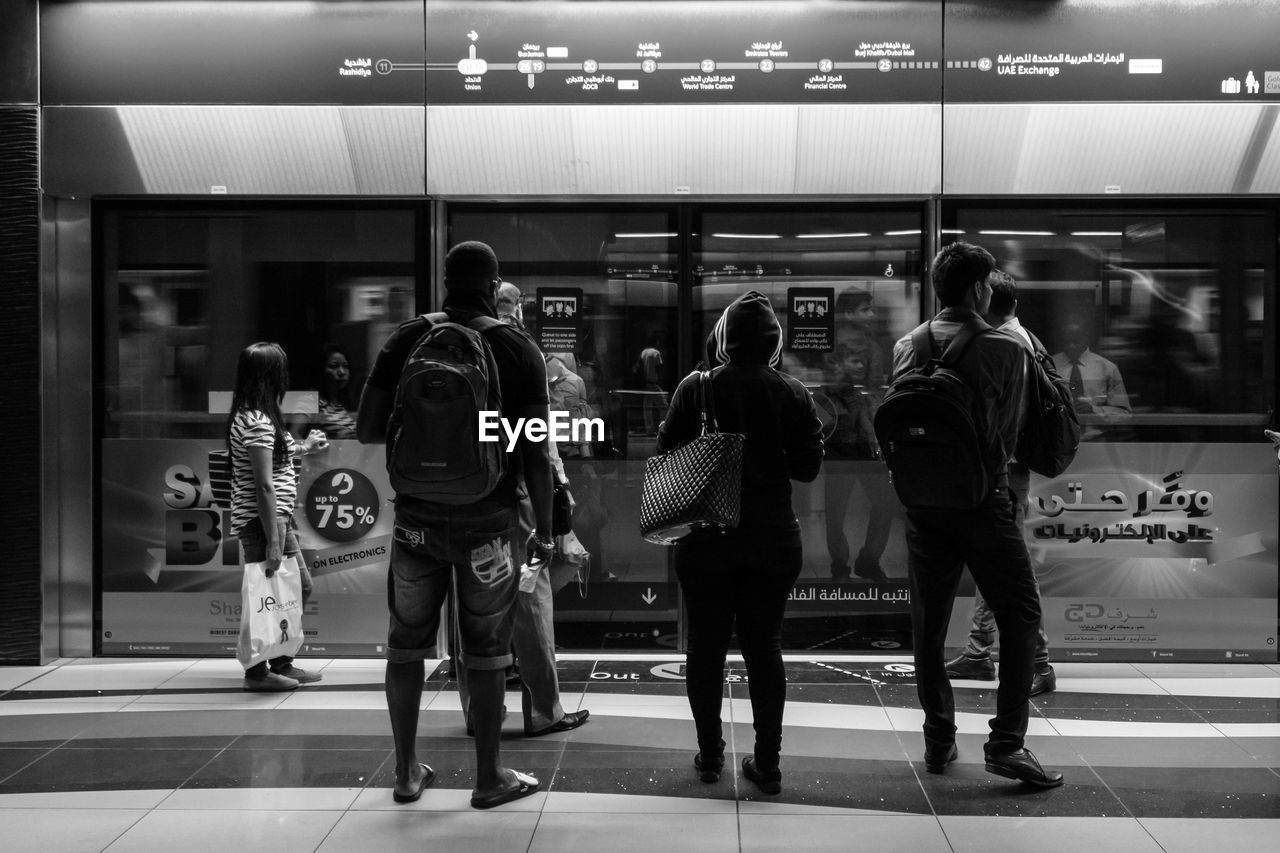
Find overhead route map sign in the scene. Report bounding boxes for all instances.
[944,0,1280,102]
[424,0,941,104]
[41,1,423,104]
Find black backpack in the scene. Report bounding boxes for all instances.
[873,319,993,510]
[1016,330,1081,478]
[386,312,507,504]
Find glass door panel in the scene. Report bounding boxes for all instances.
[449,207,681,652]
[99,203,420,656]
[940,203,1277,663]
[693,206,924,652]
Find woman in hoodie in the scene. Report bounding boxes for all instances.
[656,291,824,794]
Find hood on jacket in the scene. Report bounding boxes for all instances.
[708,290,783,368]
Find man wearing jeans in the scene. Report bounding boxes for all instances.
[890,242,1063,788]
[358,242,556,809]
[453,280,590,739]
[945,270,1057,697]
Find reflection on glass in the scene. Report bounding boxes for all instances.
[693,208,922,640]
[947,207,1273,441]
[103,208,418,440]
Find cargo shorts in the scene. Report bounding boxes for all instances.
[385,502,519,671]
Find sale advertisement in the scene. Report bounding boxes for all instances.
[947,443,1278,661]
[100,439,397,655]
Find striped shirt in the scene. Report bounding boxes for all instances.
[314,398,357,439]
[228,409,298,535]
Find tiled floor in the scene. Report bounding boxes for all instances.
[0,656,1276,852]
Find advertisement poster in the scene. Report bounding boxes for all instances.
[947,443,1278,661]
[101,439,397,656]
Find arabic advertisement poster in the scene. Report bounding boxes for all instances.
[100,440,396,655]
[946,443,1277,661]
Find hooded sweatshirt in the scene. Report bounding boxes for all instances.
[658,291,824,535]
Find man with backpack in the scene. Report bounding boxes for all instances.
[945,270,1058,697]
[357,241,555,809]
[878,242,1063,788]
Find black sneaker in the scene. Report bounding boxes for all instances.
[270,664,322,684]
[693,739,725,783]
[742,756,781,795]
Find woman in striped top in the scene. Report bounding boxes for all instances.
[227,342,329,692]
[309,343,358,439]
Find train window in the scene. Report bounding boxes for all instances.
[103,204,418,439]
[941,205,1275,442]
[98,203,420,657]
[448,206,681,651]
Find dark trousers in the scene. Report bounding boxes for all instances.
[674,531,803,770]
[823,460,898,576]
[905,487,1041,756]
[962,466,1051,666]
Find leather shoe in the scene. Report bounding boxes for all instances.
[1030,665,1057,697]
[945,653,996,681]
[984,748,1064,788]
[924,742,958,774]
[525,709,589,737]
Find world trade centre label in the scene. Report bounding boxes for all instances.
[423,1,941,105]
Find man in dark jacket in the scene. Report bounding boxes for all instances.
[890,242,1063,788]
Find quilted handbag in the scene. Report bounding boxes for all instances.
[639,370,744,545]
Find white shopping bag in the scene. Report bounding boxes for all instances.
[236,556,305,669]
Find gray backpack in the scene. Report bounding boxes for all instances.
[386,312,506,504]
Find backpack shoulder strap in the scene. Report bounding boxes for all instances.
[700,367,725,433]
[909,321,936,369]
[422,311,448,326]
[1024,328,1050,359]
[466,314,506,335]
[938,317,992,367]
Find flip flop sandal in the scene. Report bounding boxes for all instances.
[392,763,436,804]
[469,769,540,809]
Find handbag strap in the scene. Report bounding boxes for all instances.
[698,368,722,435]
